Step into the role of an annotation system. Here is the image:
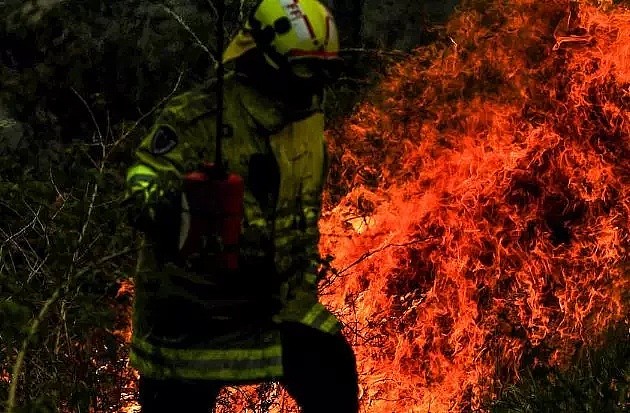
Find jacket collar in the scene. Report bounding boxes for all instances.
[232,72,323,135]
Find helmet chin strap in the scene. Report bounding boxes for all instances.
[273,60,325,114]
[236,47,324,114]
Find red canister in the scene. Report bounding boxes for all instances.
[181,162,244,271]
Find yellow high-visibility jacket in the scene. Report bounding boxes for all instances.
[125,71,340,381]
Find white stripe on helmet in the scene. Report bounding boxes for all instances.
[278,0,313,41]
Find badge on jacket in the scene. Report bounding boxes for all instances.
[150,126,178,155]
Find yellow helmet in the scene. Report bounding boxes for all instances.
[223,0,342,79]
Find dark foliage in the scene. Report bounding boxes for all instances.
[490,325,630,413]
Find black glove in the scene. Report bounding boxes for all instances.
[124,186,182,261]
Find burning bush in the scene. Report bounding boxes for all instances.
[321,0,630,411]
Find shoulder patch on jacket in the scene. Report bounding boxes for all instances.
[150,126,178,155]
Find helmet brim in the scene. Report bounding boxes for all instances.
[223,29,257,64]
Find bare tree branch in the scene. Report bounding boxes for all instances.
[103,68,185,163]
[162,5,219,66]
[5,246,136,412]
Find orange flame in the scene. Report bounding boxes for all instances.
[320,1,629,411]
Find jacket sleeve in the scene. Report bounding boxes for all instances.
[303,137,330,289]
[124,93,212,229]
[276,114,329,293]
[274,134,341,334]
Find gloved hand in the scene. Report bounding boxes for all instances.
[273,287,319,323]
[273,270,318,320]
[124,182,162,233]
[124,183,183,258]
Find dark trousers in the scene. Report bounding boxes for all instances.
[138,323,360,413]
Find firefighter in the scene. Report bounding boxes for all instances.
[123,0,359,411]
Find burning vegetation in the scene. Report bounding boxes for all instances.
[319,0,630,411]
